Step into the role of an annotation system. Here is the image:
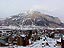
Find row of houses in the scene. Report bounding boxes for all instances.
[0,26,64,47]
[0,28,39,47]
[43,28,64,48]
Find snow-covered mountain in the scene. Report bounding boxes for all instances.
[0,11,64,28]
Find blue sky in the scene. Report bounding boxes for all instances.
[0,0,64,22]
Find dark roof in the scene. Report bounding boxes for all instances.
[0,40,7,45]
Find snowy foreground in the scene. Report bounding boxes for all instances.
[0,37,61,48]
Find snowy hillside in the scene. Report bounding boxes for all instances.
[0,11,64,28]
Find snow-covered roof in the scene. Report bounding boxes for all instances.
[20,34,26,37]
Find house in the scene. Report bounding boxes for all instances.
[0,39,8,46]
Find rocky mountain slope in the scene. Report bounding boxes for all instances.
[0,11,64,28]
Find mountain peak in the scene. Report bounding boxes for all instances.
[0,11,64,27]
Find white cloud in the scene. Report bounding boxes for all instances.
[29,5,57,12]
